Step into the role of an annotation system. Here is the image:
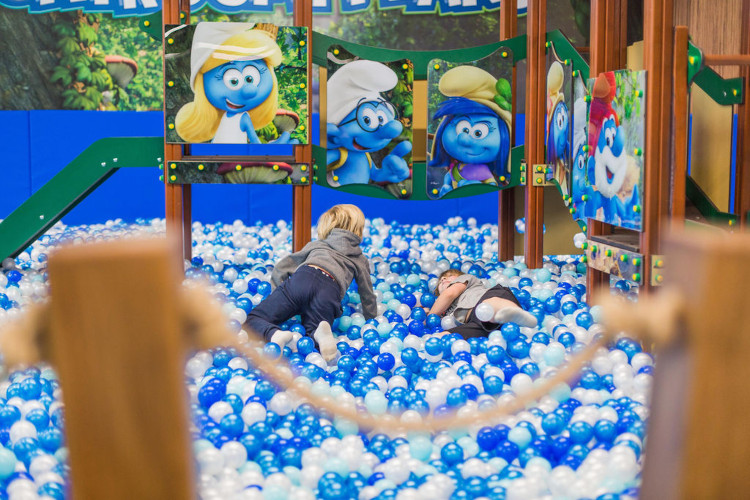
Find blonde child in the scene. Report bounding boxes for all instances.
[429,269,537,339]
[246,205,376,361]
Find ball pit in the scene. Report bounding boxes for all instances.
[0,216,649,500]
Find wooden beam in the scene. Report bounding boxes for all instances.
[640,231,750,497]
[586,0,619,293]
[703,54,750,66]
[524,0,545,269]
[293,0,313,251]
[641,0,674,289]
[163,0,189,260]
[182,183,192,260]
[48,240,195,500]
[735,0,750,227]
[615,0,628,68]
[672,26,690,225]
[498,0,517,261]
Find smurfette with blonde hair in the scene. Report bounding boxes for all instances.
[175,23,297,144]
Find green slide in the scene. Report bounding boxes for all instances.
[0,137,163,262]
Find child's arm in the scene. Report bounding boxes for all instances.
[355,259,378,320]
[428,282,467,316]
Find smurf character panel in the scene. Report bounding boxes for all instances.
[545,48,573,201]
[570,74,589,225]
[164,22,308,145]
[426,49,514,200]
[325,46,414,199]
[584,70,645,231]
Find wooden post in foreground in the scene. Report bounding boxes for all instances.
[633,231,750,498]
[47,240,195,500]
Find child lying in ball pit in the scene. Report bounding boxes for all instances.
[246,204,377,362]
[429,268,537,339]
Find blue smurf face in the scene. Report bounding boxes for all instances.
[571,146,587,191]
[441,114,502,164]
[597,117,624,156]
[203,60,274,116]
[551,103,569,157]
[331,100,403,152]
[593,116,628,198]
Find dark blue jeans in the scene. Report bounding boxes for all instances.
[246,265,343,341]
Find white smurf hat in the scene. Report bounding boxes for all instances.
[573,96,587,156]
[188,22,281,91]
[327,60,398,125]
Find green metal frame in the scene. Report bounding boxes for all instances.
[545,30,590,231]
[312,32,527,79]
[311,31,528,201]
[688,41,745,105]
[140,11,164,40]
[311,145,524,201]
[546,30,590,82]
[685,175,739,227]
[683,40,745,229]
[0,137,163,261]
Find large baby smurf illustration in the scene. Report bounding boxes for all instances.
[175,23,297,145]
[326,60,412,186]
[429,66,512,197]
[585,73,640,227]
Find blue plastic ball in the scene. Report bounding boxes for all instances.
[440,442,464,466]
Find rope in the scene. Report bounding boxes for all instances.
[0,285,616,434]
[228,330,607,433]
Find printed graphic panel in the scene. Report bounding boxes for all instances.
[165,23,308,146]
[325,45,413,199]
[426,48,514,200]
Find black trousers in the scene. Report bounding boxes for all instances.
[449,285,521,340]
[246,265,343,341]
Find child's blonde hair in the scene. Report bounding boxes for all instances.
[317,204,365,240]
[435,268,462,295]
[175,29,282,143]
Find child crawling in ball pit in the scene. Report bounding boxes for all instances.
[246,204,377,362]
[429,269,537,339]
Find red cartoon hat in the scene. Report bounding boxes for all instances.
[588,72,619,151]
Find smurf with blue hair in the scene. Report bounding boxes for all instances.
[429,66,512,197]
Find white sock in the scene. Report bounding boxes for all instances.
[494,307,538,328]
[270,329,294,347]
[313,321,338,363]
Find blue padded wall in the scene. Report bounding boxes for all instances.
[1,111,527,225]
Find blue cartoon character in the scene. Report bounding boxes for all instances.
[570,97,592,220]
[428,66,512,197]
[584,73,642,227]
[586,116,633,223]
[326,60,412,186]
[175,23,298,145]
[546,61,570,194]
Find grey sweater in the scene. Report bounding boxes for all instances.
[445,274,488,323]
[270,229,377,319]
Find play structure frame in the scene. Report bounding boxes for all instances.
[157,0,750,294]
[0,0,748,295]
